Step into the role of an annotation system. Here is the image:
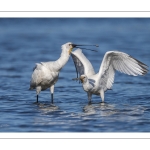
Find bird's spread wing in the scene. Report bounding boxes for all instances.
[71,49,95,78]
[98,51,148,91]
[71,52,84,78]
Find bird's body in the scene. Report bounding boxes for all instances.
[71,49,148,103]
[30,42,75,103]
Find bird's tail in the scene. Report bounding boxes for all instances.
[29,87,33,90]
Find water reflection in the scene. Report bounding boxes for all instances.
[35,102,59,114]
[83,102,118,116]
[82,102,146,118]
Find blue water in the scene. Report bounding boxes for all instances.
[0,18,150,132]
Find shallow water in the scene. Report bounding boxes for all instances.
[0,18,150,132]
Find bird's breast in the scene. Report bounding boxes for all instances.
[89,80,101,95]
[40,72,59,90]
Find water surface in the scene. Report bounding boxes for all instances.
[0,18,150,132]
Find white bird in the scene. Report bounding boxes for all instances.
[71,49,148,103]
[29,42,98,103]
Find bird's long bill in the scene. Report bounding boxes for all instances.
[72,44,99,52]
[72,78,80,81]
[72,77,83,83]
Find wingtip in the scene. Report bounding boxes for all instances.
[142,68,149,75]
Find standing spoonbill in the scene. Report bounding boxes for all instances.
[71,49,148,103]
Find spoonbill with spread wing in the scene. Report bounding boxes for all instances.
[71,49,148,103]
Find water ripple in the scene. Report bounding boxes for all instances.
[0,18,150,132]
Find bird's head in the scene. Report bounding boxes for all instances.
[80,75,88,83]
[62,42,76,55]
[62,42,99,55]
[72,74,88,84]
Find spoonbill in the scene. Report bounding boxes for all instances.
[71,49,148,103]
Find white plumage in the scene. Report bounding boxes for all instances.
[29,42,75,103]
[71,49,148,103]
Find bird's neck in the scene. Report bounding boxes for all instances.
[82,80,91,92]
[54,50,70,71]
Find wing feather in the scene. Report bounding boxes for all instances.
[71,49,95,78]
[71,53,84,78]
[99,51,148,91]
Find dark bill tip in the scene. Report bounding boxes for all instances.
[72,43,99,52]
[72,44,99,47]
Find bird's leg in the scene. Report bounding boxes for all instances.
[87,92,92,104]
[51,94,54,104]
[50,85,54,104]
[36,95,38,103]
[36,86,41,103]
[100,89,104,103]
